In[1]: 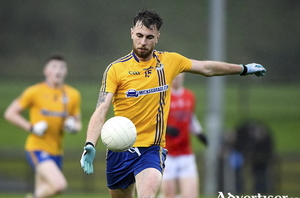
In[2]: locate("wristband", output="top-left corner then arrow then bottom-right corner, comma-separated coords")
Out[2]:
85,141 -> 95,147
239,64 -> 248,76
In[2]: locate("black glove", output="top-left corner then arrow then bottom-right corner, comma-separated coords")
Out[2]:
166,126 -> 180,137
197,133 -> 208,146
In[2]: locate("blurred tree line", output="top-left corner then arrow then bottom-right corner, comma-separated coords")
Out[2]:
0,0 -> 299,83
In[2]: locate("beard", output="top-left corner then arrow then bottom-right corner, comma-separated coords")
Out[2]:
133,45 -> 154,60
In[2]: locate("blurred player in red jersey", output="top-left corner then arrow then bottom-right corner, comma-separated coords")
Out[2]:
161,73 -> 207,198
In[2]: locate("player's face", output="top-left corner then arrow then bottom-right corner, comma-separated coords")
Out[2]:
44,60 -> 67,87
131,22 -> 160,61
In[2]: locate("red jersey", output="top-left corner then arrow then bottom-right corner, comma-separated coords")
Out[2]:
165,88 -> 195,156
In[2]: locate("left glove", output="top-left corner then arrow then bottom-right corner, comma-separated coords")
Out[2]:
80,142 -> 96,174
240,63 -> 266,77
64,116 -> 77,133
197,133 -> 208,146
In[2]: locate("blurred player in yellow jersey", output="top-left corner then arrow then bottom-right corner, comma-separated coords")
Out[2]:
80,9 -> 266,198
4,54 -> 82,198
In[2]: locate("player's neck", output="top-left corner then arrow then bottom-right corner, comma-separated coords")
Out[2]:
138,56 -> 152,62
45,80 -> 64,89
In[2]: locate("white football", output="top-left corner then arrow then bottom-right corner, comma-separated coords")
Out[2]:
101,116 -> 137,152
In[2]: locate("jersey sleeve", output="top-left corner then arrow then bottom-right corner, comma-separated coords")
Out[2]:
18,86 -> 36,109
169,52 -> 192,73
100,64 -> 119,94
162,52 -> 193,80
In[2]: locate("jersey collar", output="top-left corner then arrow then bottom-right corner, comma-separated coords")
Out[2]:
131,50 -> 159,63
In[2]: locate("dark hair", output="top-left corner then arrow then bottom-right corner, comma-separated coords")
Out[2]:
133,9 -> 163,31
45,53 -> 66,64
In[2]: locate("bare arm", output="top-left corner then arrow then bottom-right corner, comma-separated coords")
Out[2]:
189,59 -> 243,77
189,113 -> 208,146
189,113 -> 203,135
4,100 -> 31,132
85,91 -> 113,146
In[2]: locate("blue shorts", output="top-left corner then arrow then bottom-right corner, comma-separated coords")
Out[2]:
106,146 -> 167,189
25,150 -> 63,170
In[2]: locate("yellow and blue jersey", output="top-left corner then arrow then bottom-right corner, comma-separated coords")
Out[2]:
101,51 -> 192,147
18,82 -> 81,155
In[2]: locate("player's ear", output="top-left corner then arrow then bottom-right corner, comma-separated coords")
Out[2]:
130,28 -> 134,39
156,32 -> 160,43
43,64 -> 49,77
64,66 -> 68,77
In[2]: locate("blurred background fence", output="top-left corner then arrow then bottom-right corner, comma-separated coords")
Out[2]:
1,0 -> 299,197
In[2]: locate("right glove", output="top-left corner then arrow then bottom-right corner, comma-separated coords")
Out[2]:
30,121 -> 48,136
80,142 -> 96,174
64,116 -> 77,133
240,63 -> 266,77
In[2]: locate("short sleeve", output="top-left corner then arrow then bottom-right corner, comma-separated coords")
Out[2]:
170,52 -> 193,73
100,64 -> 119,94
18,86 -> 35,109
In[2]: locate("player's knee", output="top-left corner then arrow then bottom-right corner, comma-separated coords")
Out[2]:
53,179 -> 68,194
